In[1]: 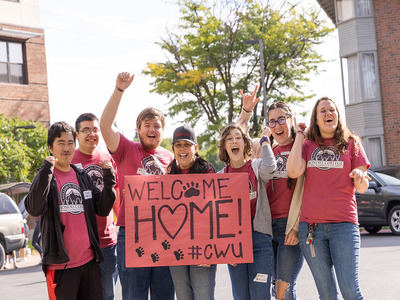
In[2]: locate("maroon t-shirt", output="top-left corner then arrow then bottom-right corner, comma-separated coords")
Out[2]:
301,138 -> 370,224
48,168 -> 94,270
72,148 -> 118,248
225,160 -> 258,217
266,143 -> 296,219
111,134 -> 173,227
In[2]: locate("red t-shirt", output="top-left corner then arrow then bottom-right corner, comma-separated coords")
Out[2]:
48,168 -> 94,270
72,148 -> 118,248
111,134 -> 173,227
225,160 -> 258,218
301,138 -> 370,224
266,143 -> 296,219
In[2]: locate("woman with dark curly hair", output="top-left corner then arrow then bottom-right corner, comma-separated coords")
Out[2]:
218,123 -> 276,300
286,97 -> 370,300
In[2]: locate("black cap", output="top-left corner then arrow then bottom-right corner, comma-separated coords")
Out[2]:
172,125 -> 197,145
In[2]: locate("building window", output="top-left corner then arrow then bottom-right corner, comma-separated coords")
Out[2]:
361,53 -> 378,99
0,40 -> 26,84
342,52 -> 378,104
337,0 -> 373,22
343,55 -> 362,104
367,137 -> 383,167
356,0 -> 373,16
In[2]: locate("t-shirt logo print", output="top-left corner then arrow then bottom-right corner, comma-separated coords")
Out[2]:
308,146 -> 343,171
59,183 -> 84,215
142,155 -> 165,175
273,155 -> 288,179
85,164 -> 104,191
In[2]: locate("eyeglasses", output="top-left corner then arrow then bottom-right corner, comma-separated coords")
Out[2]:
225,136 -> 243,144
79,128 -> 100,135
267,116 -> 290,128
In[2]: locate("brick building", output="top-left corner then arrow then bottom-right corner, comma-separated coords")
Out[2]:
316,0 -> 400,167
0,0 -> 49,125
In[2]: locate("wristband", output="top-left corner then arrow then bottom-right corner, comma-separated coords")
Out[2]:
259,136 -> 270,145
242,107 -> 251,113
115,86 -> 124,93
296,130 -> 306,138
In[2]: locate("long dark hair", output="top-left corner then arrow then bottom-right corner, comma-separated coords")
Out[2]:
167,153 -> 215,174
308,97 -> 359,154
267,101 -> 296,189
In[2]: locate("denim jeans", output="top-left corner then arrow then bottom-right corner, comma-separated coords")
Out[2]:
117,227 -> 174,300
298,222 -> 364,300
98,244 -> 118,300
272,218 -> 304,300
228,229 -> 273,300
170,264 -> 217,300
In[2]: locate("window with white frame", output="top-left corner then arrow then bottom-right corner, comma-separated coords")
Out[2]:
342,55 -> 362,104
336,0 -> 355,22
356,0 -> 373,17
0,40 -> 25,84
337,0 -> 373,22
342,52 -> 378,104
367,137 -> 383,167
361,53 -> 378,99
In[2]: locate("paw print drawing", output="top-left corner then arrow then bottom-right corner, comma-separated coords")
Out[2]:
135,247 -> 145,257
151,253 -> 159,263
174,249 -> 184,261
183,182 -> 200,197
162,240 -> 171,250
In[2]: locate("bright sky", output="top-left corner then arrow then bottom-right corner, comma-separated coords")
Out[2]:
38,0 -> 343,142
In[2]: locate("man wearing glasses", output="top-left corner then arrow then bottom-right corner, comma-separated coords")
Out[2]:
72,113 -> 120,300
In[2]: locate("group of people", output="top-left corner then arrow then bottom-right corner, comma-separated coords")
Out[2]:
25,71 -> 370,300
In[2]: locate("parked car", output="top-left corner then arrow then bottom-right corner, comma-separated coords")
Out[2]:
0,192 -> 26,269
356,167 -> 400,235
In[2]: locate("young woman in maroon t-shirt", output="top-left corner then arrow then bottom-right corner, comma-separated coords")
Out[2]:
287,97 -> 370,300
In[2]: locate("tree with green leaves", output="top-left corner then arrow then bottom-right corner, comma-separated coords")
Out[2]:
0,115 -> 48,183
143,0 -> 333,146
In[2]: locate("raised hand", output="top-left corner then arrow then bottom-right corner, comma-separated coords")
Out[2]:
116,72 -> 135,91
261,126 -> 271,138
45,156 -> 58,166
293,116 -> 307,133
240,85 -> 260,113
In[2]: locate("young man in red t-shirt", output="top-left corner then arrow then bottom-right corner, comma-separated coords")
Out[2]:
72,113 -> 120,300
100,72 -> 174,300
26,121 -> 116,300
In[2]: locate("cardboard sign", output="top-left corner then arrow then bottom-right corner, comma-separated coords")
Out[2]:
124,173 -> 253,267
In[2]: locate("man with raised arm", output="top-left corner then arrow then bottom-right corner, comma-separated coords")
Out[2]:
100,72 -> 174,300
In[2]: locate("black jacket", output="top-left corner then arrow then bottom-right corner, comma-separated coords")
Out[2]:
26,160 -> 116,267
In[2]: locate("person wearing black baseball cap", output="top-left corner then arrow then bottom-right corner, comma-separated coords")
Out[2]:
167,125 -> 216,300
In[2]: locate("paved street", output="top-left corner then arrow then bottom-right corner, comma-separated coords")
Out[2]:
1,230 -> 399,299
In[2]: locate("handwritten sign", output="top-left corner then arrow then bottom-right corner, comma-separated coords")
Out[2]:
124,173 -> 253,267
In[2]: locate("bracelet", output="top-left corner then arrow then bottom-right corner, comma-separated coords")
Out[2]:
296,130 -> 306,138
115,86 -> 124,93
259,136 -> 270,145
242,107 -> 251,113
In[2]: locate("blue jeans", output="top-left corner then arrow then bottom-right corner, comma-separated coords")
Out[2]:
170,264 -> 217,300
117,227 -> 174,300
298,222 -> 364,300
228,229 -> 273,300
99,244 -> 118,300
272,218 -> 304,300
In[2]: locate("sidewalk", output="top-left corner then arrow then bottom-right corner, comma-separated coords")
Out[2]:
1,249 -> 41,271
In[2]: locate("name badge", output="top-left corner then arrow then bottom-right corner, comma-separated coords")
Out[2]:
281,151 -> 290,156
83,190 -> 92,199
74,163 -> 83,169
253,273 -> 269,283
